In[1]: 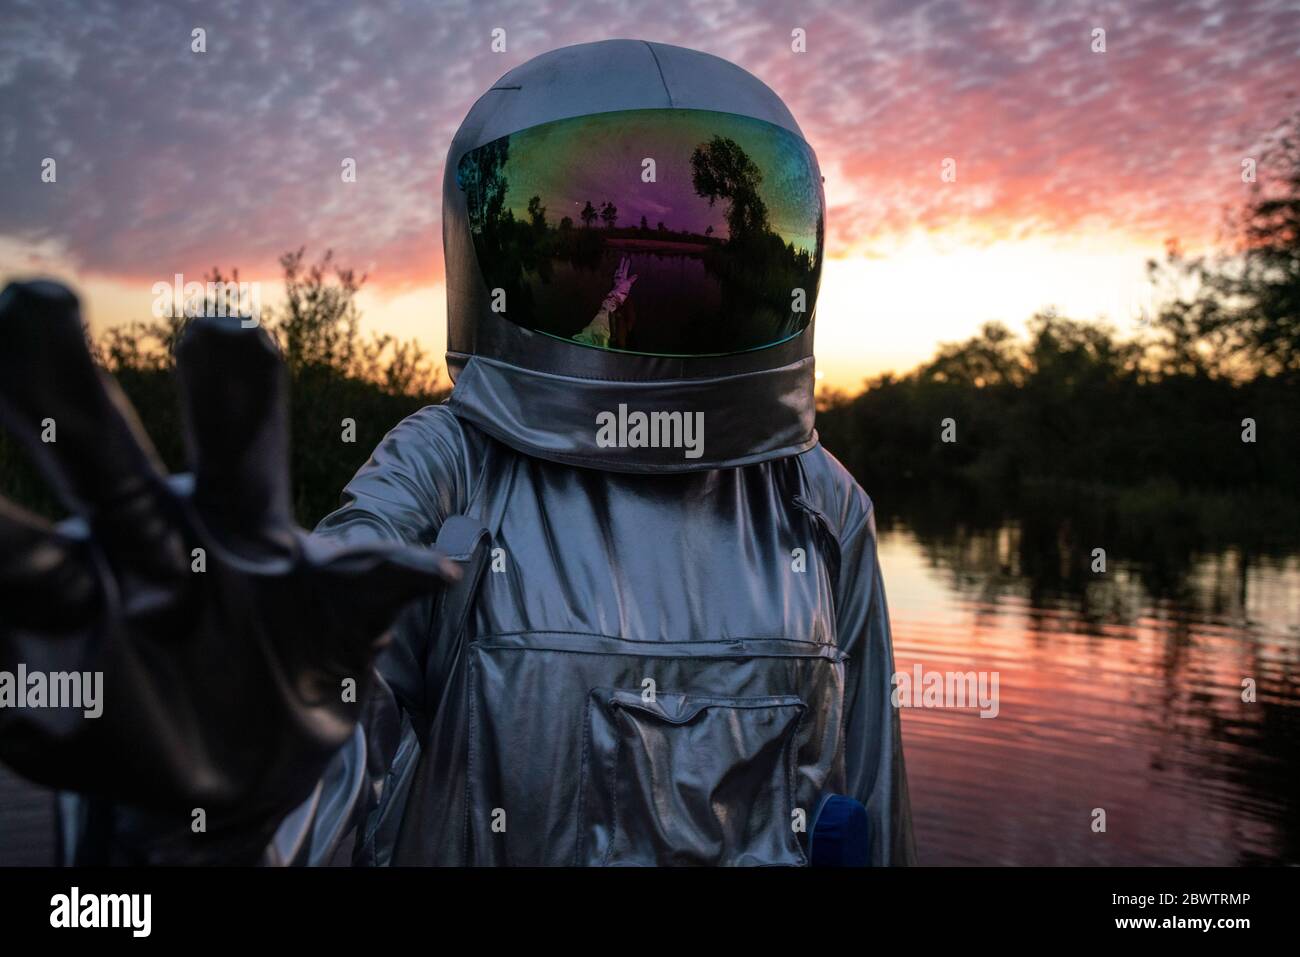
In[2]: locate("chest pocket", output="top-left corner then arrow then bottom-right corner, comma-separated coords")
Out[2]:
465,633 -> 847,866
582,688 -> 808,865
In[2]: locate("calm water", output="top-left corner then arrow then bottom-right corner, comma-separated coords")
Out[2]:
1,512 -> 1296,866
883,515 -> 1300,865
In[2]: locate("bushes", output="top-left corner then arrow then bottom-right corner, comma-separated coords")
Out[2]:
0,250 -> 447,528
817,319 -> 1299,501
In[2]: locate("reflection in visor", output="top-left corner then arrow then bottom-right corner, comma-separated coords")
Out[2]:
457,109 -> 824,357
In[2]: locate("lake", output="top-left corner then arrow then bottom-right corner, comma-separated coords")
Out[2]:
882,507 -> 1299,865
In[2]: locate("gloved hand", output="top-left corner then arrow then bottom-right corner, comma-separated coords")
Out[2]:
0,281 -> 458,854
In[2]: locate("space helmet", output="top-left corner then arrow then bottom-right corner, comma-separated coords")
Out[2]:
444,39 -> 824,471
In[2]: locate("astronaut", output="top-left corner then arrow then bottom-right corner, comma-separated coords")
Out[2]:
0,39 -> 914,866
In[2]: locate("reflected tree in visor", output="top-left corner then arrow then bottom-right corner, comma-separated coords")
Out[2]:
456,109 -> 825,357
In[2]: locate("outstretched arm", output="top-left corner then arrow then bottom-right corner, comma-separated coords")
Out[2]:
573,256 -> 637,348
0,281 -> 459,864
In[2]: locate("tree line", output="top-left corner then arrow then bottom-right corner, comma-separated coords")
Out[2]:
817,113 -> 1300,530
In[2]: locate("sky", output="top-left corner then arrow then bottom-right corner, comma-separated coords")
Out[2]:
1,0 -> 1297,390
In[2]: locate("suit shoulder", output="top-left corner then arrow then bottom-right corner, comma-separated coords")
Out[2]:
391,401 -> 467,445
794,442 -> 877,542
346,401 -> 482,517
385,401 -> 500,472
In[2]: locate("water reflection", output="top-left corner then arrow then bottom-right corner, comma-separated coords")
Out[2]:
882,499 -> 1300,865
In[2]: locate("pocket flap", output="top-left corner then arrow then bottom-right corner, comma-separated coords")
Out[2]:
604,688 -> 804,725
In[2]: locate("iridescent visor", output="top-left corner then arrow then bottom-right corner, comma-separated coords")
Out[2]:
457,109 -> 824,357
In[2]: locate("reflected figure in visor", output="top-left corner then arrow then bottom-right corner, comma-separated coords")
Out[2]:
0,39 -> 915,866
575,256 -> 638,348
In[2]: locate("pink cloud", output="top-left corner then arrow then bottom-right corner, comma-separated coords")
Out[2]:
1,0 -> 1296,289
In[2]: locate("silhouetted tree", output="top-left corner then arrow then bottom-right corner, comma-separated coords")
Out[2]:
460,139 -> 509,239
1149,111 -> 1300,380
690,136 -> 770,241
526,195 -> 547,231
276,247 -> 362,374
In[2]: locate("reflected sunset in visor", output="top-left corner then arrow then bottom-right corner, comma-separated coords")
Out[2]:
456,108 -> 824,356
